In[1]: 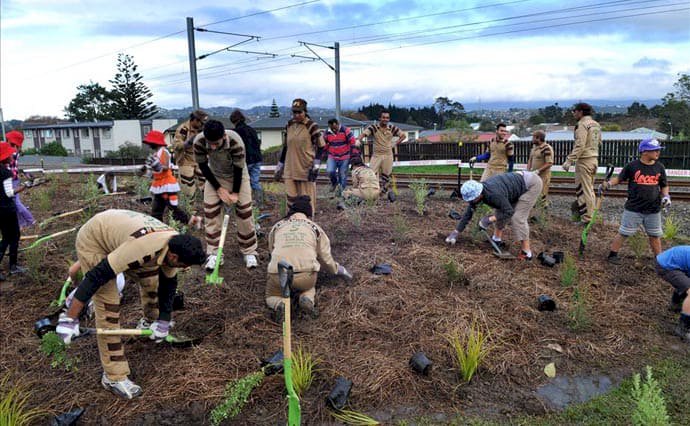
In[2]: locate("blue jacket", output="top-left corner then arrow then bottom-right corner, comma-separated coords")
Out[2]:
657,246 -> 690,273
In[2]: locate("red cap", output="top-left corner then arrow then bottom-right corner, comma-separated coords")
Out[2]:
143,130 -> 166,146
6,130 -> 24,148
0,142 -> 17,162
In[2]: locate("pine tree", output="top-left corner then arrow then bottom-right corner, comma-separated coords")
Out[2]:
109,54 -> 158,119
269,99 -> 280,118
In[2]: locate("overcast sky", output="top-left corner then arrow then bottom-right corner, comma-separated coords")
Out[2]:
1,0 -> 689,120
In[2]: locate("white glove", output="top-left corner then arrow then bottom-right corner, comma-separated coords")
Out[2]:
149,320 -> 170,341
445,230 -> 459,245
562,159 -> 572,172
337,264 -> 353,280
661,196 -> 671,210
55,313 -> 80,345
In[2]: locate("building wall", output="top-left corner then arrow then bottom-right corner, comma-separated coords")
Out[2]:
258,130 -> 284,149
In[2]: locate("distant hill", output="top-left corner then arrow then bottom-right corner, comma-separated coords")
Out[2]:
157,105 -> 338,121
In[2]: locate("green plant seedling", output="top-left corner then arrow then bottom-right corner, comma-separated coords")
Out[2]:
447,319 -> 491,383
631,366 -> 670,426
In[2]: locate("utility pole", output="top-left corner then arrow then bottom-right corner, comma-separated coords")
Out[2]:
334,42 -> 341,122
0,107 -> 6,141
186,17 -> 200,110
297,41 -> 341,122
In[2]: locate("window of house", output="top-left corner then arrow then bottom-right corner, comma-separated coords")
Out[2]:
42,129 -> 53,138
81,128 -> 89,138
102,128 -> 112,139
25,132 -> 32,139
256,131 -> 262,141
407,131 -> 416,141
63,129 -> 70,138
82,149 -> 92,156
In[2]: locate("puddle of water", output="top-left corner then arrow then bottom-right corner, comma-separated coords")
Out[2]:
536,374 -> 619,409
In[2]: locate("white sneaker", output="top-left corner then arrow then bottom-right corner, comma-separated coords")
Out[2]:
188,215 -> 203,231
244,254 -> 258,269
205,255 -> 220,272
445,230 -> 459,245
136,318 -> 151,330
101,373 -> 143,399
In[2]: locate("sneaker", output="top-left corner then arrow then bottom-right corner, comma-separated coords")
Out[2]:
388,191 -> 397,202
9,265 -> 27,275
101,373 -> 143,400
299,296 -> 319,319
607,255 -> 622,265
205,255 -> 223,272
244,254 -> 258,269
517,251 -> 533,261
136,318 -> 151,330
490,240 -> 507,249
445,230 -> 459,245
674,324 -> 690,342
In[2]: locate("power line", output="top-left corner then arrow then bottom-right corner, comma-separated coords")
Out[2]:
200,0 -> 321,27
344,0 -> 678,46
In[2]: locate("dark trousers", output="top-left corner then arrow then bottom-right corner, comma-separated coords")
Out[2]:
0,209 -> 20,268
151,193 -> 189,225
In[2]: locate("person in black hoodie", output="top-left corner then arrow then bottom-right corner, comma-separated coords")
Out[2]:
230,110 -> 263,207
0,142 -> 28,279
445,171 -> 543,260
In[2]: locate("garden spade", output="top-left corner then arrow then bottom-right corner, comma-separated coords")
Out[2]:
77,327 -> 202,348
278,260 -> 301,426
481,229 -> 516,260
20,226 -> 79,251
579,164 -> 615,259
206,214 -> 230,286
450,159 -> 463,199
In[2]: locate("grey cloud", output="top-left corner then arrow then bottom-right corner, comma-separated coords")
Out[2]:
633,57 -> 672,70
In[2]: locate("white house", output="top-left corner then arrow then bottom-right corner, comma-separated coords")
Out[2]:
21,119 -> 178,157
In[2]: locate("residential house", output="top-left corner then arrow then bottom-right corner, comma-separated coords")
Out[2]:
516,130 -> 670,142
21,119 -> 178,157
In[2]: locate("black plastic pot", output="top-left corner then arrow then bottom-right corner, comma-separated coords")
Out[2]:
537,252 -> 556,268
261,349 -> 284,376
173,291 -> 185,311
370,263 -> 392,275
537,295 -> 556,311
552,251 -> 564,264
448,209 -> 463,220
409,351 -> 433,375
326,377 -> 353,410
35,317 -> 56,338
51,407 -> 84,426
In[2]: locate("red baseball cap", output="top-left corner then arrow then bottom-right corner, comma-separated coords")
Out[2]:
143,130 -> 166,146
0,142 -> 17,162
6,130 -> 24,148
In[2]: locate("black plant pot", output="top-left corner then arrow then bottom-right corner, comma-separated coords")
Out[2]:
172,292 -> 185,311
540,253 -> 556,268
552,251 -> 564,264
261,349 -> 284,376
537,294 -> 556,311
409,351 -> 433,375
327,377 -> 353,410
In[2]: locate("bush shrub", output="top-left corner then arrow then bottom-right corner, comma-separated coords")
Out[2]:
38,141 -> 68,156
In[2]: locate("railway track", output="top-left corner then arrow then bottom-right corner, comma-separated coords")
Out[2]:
259,173 -> 690,201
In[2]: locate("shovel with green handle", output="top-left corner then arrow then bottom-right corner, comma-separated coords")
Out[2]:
20,226 -> 79,252
77,327 -> 202,348
206,214 -> 230,286
278,260 -> 301,426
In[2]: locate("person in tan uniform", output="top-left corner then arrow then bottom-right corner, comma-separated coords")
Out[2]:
194,120 -> 258,270
562,102 -> 602,224
274,99 -> 325,216
470,123 -> 514,182
342,155 -> 379,203
173,109 -> 208,198
265,196 -> 352,320
526,130 -> 554,200
356,110 -> 406,201
55,209 -> 206,399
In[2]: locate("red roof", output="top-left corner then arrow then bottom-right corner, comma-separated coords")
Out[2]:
475,132 -> 496,142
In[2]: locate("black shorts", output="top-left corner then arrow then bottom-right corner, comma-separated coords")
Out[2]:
656,261 -> 690,294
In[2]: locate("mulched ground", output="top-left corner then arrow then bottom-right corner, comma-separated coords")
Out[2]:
1,174 -> 688,425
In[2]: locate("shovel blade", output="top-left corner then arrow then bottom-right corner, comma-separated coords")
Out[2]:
164,334 -> 202,348
492,251 -> 516,260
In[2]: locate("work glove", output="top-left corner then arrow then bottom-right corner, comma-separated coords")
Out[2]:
445,230 -> 460,245
183,135 -> 196,148
55,313 -> 80,345
146,155 -> 163,173
562,159 -> 572,173
337,264 -> 353,280
308,160 -> 321,182
661,195 -> 671,211
469,157 -> 477,168
149,320 -> 170,342
274,162 -> 284,182
479,215 -> 492,230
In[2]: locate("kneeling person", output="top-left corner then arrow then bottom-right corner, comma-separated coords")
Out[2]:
56,209 -> 206,399
265,196 -> 352,319
656,246 -> 690,343
342,156 -> 379,203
